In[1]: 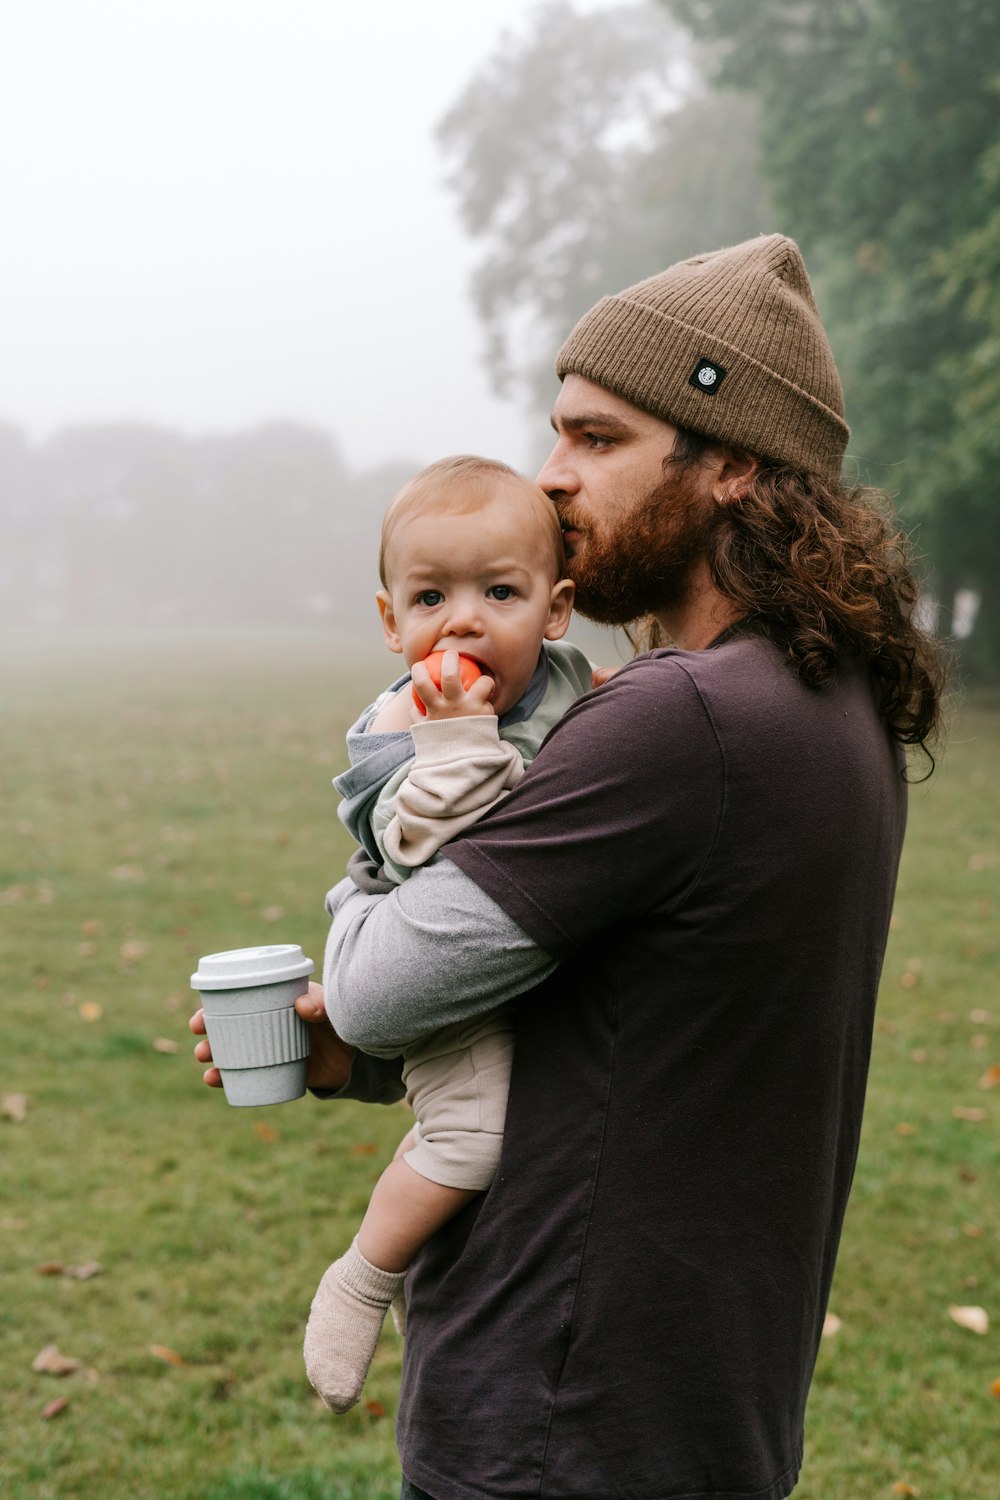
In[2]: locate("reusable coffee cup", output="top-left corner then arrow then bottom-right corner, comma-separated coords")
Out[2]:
191,944 -> 315,1106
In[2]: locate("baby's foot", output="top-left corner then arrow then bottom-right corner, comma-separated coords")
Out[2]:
303,1239 -> 405,1412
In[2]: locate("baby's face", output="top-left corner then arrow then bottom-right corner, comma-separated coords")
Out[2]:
379,497 -> 573,716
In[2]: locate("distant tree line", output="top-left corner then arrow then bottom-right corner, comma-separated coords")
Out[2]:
439,0 -> 1000,675
0,421 -> 411,636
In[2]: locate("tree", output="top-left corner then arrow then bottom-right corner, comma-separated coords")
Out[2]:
437,0 -> 771,453
662,0 -> 1000,670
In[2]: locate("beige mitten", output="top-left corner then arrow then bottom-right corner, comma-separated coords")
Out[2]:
303,1238 -> 405,1413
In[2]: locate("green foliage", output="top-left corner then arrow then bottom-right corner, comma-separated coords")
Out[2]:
2,636 -> 999,1497
437,0 -> 770,439
662,0 -> 1000,669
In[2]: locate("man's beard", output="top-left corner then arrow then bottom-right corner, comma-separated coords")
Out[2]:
560,463 -> 719,627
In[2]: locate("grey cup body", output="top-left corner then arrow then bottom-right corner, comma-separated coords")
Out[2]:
191,945 -> 314,1106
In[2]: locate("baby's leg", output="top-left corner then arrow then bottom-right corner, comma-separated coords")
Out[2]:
305,1032 -> 511,1413
359,1157 -> 477,1271
303,1149 -> 475,1414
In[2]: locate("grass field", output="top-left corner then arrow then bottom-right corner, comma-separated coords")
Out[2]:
2,634 -> 998,1500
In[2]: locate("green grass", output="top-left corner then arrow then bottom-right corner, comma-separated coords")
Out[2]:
2,635 -> 998,1500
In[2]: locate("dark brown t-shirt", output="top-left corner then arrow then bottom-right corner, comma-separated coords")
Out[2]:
397,632 -> 907,1500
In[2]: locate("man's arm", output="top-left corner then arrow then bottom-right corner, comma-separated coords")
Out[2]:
323,857 -> 558,1053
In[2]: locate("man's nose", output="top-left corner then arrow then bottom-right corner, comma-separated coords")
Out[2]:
536,438 -> 578,499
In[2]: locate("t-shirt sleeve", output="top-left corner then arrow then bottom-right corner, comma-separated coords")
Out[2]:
443,656 -> 725,957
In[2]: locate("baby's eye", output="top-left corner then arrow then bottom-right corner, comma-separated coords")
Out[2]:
415,590 -> 444,607
487,584 -> 517,601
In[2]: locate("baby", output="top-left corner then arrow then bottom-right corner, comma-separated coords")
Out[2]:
303,455 -> 593,1412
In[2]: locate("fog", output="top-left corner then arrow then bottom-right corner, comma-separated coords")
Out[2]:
1,0 -> 631,655
1,0 -> 613,474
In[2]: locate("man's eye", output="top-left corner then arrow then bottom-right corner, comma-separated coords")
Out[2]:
415,590 -> 444,607
488,585 -> 516,601
585,432 -> 613,450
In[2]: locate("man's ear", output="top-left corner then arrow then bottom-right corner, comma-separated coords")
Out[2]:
544,578 -> 576,641
377,590 -> 403,654
712,447 -> 760,506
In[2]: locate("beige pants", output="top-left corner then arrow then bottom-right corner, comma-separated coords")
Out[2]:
402,1028 -> 514,1191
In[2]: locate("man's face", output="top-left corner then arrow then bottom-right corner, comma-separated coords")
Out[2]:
536,375 -> 717,626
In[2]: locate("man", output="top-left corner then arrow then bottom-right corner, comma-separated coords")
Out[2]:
194,235 -> 943,1499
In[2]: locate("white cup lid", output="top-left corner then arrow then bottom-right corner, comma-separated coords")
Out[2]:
191,944 -> 314,991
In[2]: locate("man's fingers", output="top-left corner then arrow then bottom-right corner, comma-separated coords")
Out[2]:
188,1006 -> 207,1036
296,981 -> 327,1021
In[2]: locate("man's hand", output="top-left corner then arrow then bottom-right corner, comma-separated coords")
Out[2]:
591,666 -> 621,689
189,981 -> 356,1093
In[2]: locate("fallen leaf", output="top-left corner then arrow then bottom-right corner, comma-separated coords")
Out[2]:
978,1064 -> 1000,1090
365,1399 -> 386,1417
79,1002 -> 103,1023
35,1260 -> 102,1280
895,1122 -> 918,1137
81,919 -> 100,937
260,905 -> 284,923
822,1312 -> 842,1337
67,1261 -> 103,1280
892,1485 -> 920,1497
254,1123 -> 279,1143
992,1377 -> 1000,1398
32,1344 -> 82,1376
948,1304 -> 989,1335
351,1142 -> 378,1155
962,1225 -> 984,1239
899,972 -> 919,989
153,1037 -> 180,1054
120,940 -> 146,964
937,1010 -> 954,1024
970,1033 -> 990,1051
1,1093 -> 29,1122
970,1009 -> 993,1025
910,1049 -> 928,1064
953,1106 -> 987,1122
149,1344 -> 187,1366
41,1398 -> 70,1420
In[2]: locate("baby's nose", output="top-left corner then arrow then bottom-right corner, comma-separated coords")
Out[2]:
441,604 -> 483,637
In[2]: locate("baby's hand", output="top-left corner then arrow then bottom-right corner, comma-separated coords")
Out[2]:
411,650 -> 495,720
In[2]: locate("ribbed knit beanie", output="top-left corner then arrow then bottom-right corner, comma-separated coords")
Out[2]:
555,234 -> 849,485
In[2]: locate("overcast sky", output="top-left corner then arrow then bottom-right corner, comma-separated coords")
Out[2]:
1,0 -> 614,474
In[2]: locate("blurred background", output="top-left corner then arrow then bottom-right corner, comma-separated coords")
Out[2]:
2,0 -> 998,670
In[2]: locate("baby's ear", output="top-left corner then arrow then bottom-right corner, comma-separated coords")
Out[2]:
544,578 -> 575,641
377,590 -> 403,654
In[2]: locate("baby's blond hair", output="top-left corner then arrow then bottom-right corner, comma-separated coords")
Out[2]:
379,455 -> 566,588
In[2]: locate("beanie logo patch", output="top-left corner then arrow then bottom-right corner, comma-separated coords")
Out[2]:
689,358 -> 727,395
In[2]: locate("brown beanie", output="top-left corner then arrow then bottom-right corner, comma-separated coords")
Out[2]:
555,234 -> 849,485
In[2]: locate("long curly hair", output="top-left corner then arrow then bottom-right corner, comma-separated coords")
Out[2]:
632,430 -> 947,772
